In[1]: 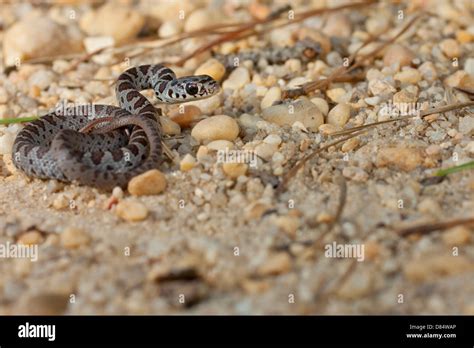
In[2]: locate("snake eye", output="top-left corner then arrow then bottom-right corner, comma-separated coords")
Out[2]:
185,83 -> 199,95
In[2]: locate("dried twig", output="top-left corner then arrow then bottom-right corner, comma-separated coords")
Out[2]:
274,173 -> 348,252
276,130 -> 367,195
275,101 -> 474,195
330,101 -> 474,137
283,12 -> 424,99
174,1 -> 375,66
397,218 -> 474,237
311,175 -> 348,248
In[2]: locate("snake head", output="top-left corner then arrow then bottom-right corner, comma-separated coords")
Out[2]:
163,75 -> 220,103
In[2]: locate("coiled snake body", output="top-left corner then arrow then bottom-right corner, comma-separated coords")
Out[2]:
12,65 -> 219,190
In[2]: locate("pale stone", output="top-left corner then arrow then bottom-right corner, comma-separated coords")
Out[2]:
207,140 -> 234,152
80,3 -> 144,44
3,16 -> 82,66
60,227 -> 90,249
318,123 -> 341,135
159,20 -> 183,38
376,147 -> 424,171
442,226 -> 471,246
341,138 -> 360,152
323,13 -> 351,38
18,231 -> 44,245
128,169 -> 167,196
191,115 -> 239,143
262,99 -> 323,131
195,58 -> 226,81
260,86 -> 281,109
257,253 -> 292,276
222,163 -> 248,178
439,38 -> 460,59
254,143 -> 276,161
327,103 -> 351,127
180,154 -> 197,172
222,67 -> 250,90
326,88 -> 347,103
185,9 -> 221,32
169,105 -> 202,128
263,134 -> 282,146
404,255 -> 474,282
383,44 -> 415,68
185,94 -> 221,114
310,97 -> 329,115
116,200 -> 149,222
394,68 -> 421,84
160,117 -> 181,135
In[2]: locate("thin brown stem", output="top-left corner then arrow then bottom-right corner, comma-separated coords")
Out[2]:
397,218 -> 474,237
276,130 -> 367,195
283,12 -> 424,99
330,101 -> 474,137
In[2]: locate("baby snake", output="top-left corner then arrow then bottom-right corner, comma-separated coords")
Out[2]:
12,65 -> 219,190
214,38 -> 321,71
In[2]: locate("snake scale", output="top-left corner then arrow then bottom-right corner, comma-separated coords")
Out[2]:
12,65 -> 219,190
214,38 -> 321,71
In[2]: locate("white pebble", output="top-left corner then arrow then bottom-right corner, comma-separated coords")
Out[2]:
185,94 -> 221,114
254,143 -> 277,161
222,163 -> 248,179
394,68 -> 421,84
191,115 -> 239,143
180,154 -> 196,172
195,58 -> 226,81
439,39 -> 460,59
112,187 -> 124,199
28,70 -> 56,90
3,17 -> 82,66
418,62 -> 438,82
364,96 -> 381,106
263,134 -> 282,146
115,200 -> 149,222
159,20 -> 183,38
80,4 -> 144,44
207,140 -> 234,152
464,58 -> 474,76
310,97 -> 329,115
327,103 -> 351,127
185,9 -> 220,32
0,88 -> 8,104
260,86 -> 281,109
222,67 -> 250,90
0,133 -> 14,154
262,99 -> 324,132
83,36 -> 115,54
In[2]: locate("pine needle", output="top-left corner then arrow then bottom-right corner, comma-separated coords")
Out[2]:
435,161 -> 474,177
0,116 -> 39,125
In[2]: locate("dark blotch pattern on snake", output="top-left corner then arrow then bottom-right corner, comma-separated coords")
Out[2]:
12,64 -> 219,190
214,38 -> 322,71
